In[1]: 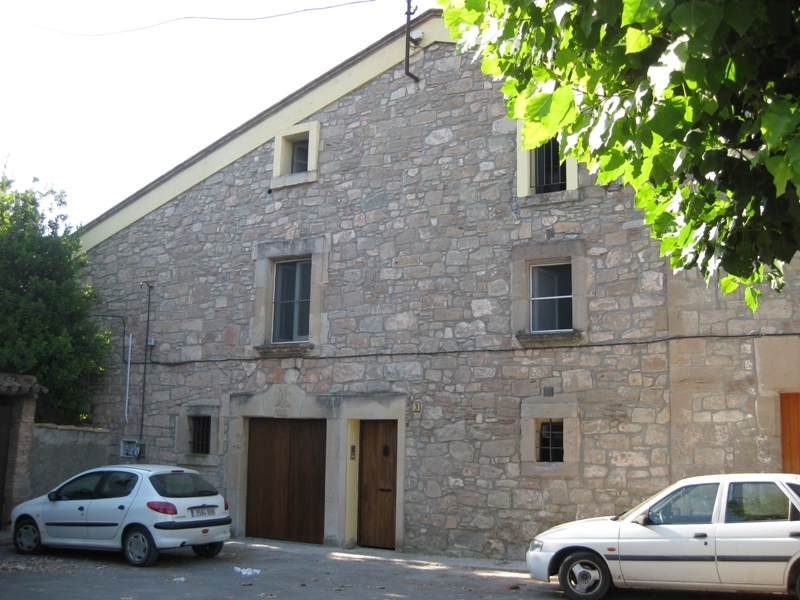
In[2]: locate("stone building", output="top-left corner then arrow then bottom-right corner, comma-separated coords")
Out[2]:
77,10 -> 800,560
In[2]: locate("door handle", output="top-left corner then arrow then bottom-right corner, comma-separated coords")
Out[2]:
789,532 -> 800,538
118,505 -> 126,510
693,533 -> 708,539
78,506 -> 85,511
378,488 -> 392,493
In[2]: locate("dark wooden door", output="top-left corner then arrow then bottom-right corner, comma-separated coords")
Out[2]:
246,418 -> 326,544
0,404 -> 11,521
358,420 -> 397,549
782,393 -> 800,473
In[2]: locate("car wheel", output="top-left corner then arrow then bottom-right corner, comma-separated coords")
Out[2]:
558,551 -> 611,600
14,518 -> 43,555
192,541 -> 224,558
123,526 -> 159,566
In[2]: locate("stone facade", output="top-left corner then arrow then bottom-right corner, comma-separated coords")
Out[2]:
80,19 -> 800,561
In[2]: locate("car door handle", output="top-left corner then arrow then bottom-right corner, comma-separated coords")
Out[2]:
693,533 -> 708,539
118,505 -> 126,510
789,532 -> 800,538
78,506 -> 85,511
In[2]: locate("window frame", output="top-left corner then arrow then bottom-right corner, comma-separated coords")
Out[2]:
271,121 -> 320,189
530,262 -> 573,333
176,401 -> 220,467
521,407 -> 579,478
189,414 -> 212,455
538,418 -> 564,463
532,137 -> 568,194
516,123 -> 578,199
272,258 -> 312,343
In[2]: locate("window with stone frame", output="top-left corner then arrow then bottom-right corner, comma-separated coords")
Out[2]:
516,123 -> 578,199
252,236 -> 327,358
521,409 -> 578,478
511,240 -> 586,348
532,137 -> 568,194
177,402 -> 220,468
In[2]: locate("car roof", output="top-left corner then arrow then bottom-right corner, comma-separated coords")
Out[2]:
674,472 -> 800,485
93,464 -> 200,475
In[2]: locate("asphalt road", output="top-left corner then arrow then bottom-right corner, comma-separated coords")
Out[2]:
0,531 -> 788,600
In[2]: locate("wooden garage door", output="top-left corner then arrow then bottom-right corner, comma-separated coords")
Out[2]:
358,420 -> 397,549
782,394 -> 800,473
246,418 -> 326,544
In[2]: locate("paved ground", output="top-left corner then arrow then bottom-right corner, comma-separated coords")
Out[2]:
0,530 -> 787,600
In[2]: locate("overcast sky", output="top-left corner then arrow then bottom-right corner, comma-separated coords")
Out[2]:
0,0 -> 443,228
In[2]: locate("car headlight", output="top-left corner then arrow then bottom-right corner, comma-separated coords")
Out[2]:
529,538 -> 543,552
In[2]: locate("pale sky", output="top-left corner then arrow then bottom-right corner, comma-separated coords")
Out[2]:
0,0 -> 443,228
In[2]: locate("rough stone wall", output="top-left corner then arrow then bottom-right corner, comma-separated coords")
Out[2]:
83,42 -> 800,560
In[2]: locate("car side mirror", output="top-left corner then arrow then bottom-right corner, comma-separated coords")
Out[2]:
633,512 -> 653,526
47,491 -> 58,501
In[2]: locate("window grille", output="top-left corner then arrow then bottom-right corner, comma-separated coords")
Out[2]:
533,138 -> 567,193
538,419 -> 564,462
189,415 -> 211,454
292,140 -> 309,174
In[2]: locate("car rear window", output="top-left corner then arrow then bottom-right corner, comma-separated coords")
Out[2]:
149,472 -> 219,498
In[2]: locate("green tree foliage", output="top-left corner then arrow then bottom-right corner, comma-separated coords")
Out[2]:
441,0 -> 800,309
0,176 -> 109,420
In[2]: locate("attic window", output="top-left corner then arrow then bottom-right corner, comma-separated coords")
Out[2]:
271,121 -> 320,189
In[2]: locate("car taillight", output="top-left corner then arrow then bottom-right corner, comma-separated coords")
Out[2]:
147,501 -> 178,515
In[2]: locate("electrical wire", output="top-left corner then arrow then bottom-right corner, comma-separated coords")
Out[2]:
19,0 -> 379,38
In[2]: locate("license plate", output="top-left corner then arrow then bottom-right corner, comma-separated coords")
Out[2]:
191,507 -> 216,517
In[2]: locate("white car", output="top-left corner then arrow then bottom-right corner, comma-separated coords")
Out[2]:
527,473 -> 800,600
10,464 -> 231,566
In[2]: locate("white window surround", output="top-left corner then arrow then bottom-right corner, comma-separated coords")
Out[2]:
271,121 -> 320,189
252,236 -> 328,357
516,122 -> 578,199
521,403 -> 579,478
511,239 -> 587,348
176,401 -> 220,468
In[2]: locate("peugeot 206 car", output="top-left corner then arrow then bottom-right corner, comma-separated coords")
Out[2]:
527,473 -> 800,600
11,464 -> 231,566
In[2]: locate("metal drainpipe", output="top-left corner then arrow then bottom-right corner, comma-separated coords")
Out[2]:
405,0 -> 420,82
139,281 -> 153,443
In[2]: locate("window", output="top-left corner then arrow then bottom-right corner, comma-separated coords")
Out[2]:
726,482 -> 793,522
271,121 -> 320,189
516,123 -> 577,199
649,483 -> 719,524
252,236 -> 327,357
533,138 -> 567,193
273,260 -> 312,343
99,471 -> 138,499
189,415 -> 211,454
530,263 -> 572,332
538,419 -> 564,462
176,401 -> 220,467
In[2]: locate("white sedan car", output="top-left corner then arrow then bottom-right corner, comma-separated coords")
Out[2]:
527,473 -> 800,600
11,464 -> 231,566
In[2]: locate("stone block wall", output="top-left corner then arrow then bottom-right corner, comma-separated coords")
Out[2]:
82,41 -> 800,560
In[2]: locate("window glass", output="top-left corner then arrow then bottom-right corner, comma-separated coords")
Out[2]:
99,471 -> 139,499
725,482 -> 791,522
150,472 -> 219,498
533,138 -> 567,193
538,419 -> 564,462
648,483 -> 719,524
292,140 -> 309,173
273,260 -> 312,342
55,472 -> 105,501
531,264 -> 572,331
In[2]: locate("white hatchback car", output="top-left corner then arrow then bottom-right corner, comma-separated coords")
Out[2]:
11,464 -> 231,566
527,473 -> 800,600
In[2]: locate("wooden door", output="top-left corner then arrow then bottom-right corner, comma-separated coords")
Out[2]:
782,394 -> 800,473
246,418 -> 326,544
358,420 -> 397,549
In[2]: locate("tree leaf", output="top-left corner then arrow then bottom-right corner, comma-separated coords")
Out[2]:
625,27 -> 652,53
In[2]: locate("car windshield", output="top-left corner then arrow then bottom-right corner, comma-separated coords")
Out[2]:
150,472 -> 219,498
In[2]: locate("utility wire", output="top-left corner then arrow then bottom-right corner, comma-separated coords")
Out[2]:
20,0 -> 378,37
